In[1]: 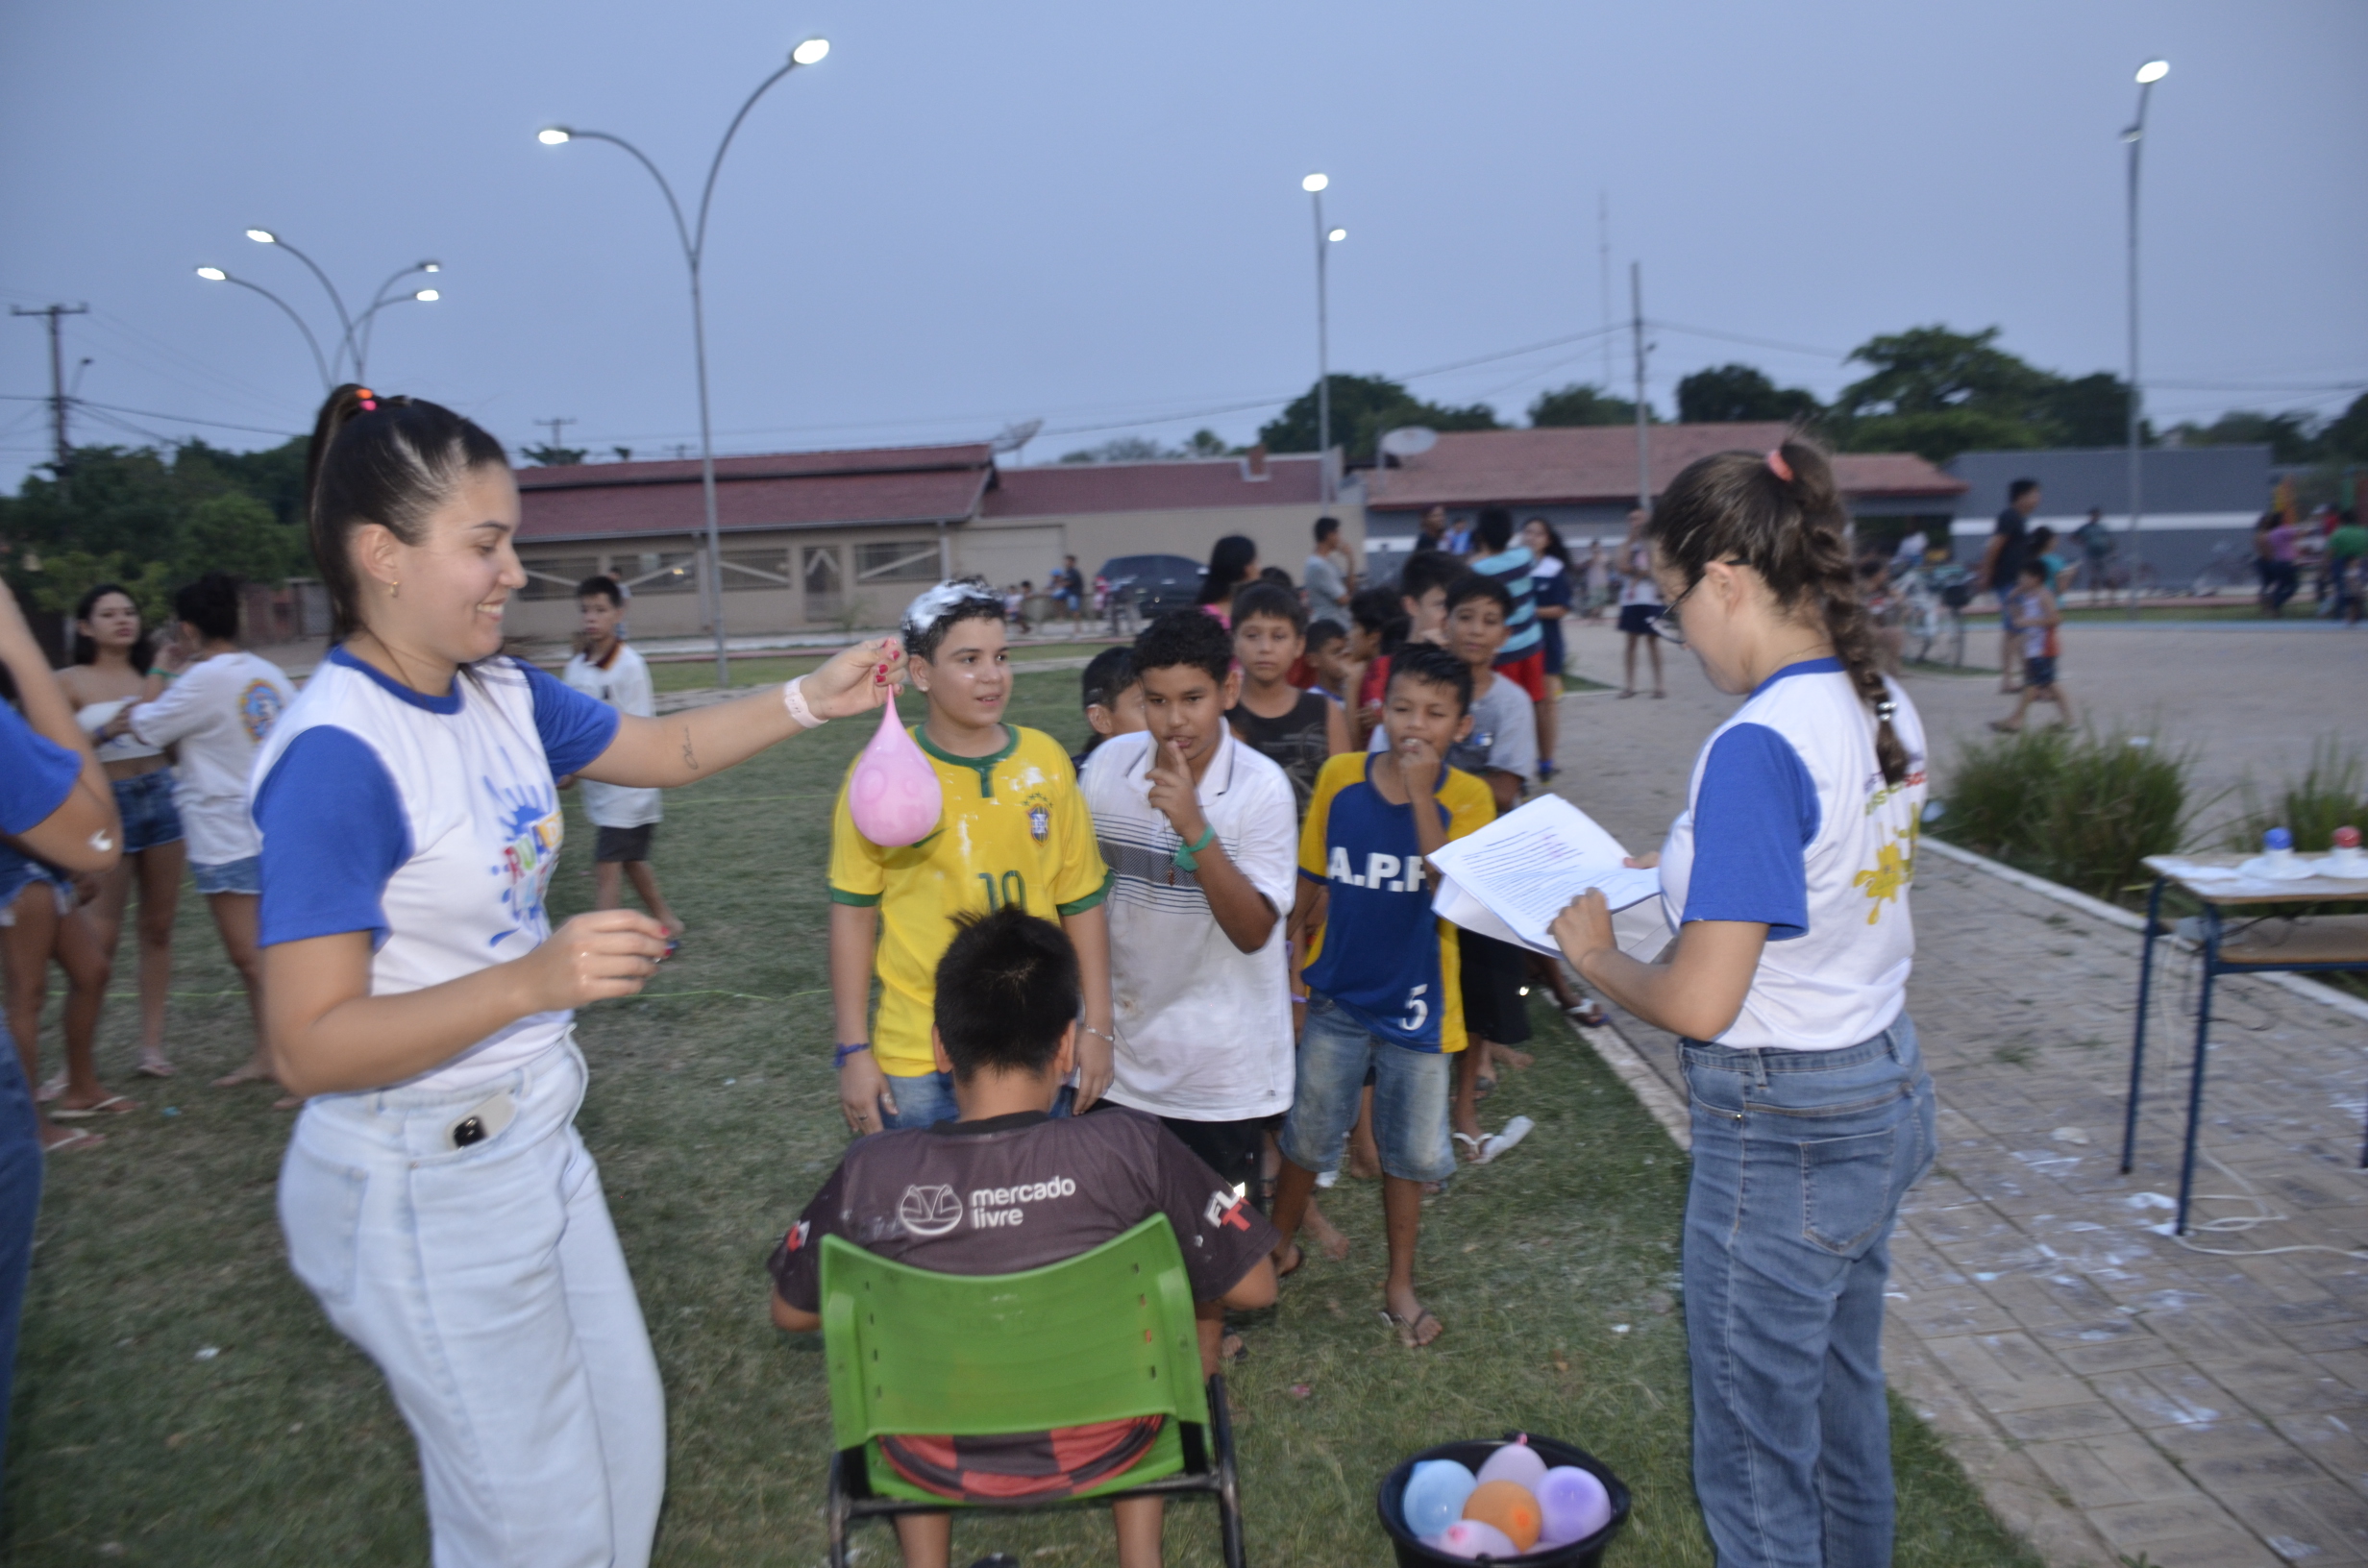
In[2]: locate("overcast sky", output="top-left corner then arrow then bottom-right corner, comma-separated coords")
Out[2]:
4,1 -> 2363,487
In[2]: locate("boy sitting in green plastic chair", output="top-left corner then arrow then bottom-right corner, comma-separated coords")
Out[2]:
770,905 -> 1279,1568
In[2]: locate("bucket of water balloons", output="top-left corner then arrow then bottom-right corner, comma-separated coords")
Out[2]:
1376,1433 -> 1629,1567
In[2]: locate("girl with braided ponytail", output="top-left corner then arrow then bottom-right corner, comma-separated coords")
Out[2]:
256,384 -> 905,1566
1550,435 -> 1936,1568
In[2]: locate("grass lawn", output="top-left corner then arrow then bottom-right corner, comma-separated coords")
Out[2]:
12,677 -> 2038,1566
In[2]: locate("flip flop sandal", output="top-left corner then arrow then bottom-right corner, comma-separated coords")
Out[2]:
1472,1072 -> 1497,1102
135,1055 -> 177,1079
1274,1241 -> 1306,1281
1382,1308 -> 1444,1350
1474,1116 -> 1535,1165
1452,1130 -> 1488,1164
43,1127 -> 105,1154
1566,1001 -> 1609,1029
51,1094 -> 137,1120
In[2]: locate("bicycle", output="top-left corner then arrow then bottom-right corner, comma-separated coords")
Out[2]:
1894,561 -> 1972,667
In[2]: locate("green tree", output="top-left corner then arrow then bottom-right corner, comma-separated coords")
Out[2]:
2166,409 -> 2322,465
178,491 -> 307,585
520,443 -> 589,467
2320,394 -> 2368,463
1528,382 -> 1641,427
1259,374 -> 1499,465
1058,435 -> 1175,464
1673,364 -> 1820,425
1825,325 -> 2139,461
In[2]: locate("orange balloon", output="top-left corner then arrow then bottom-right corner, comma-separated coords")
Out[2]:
1462,1480 -> 1542,1552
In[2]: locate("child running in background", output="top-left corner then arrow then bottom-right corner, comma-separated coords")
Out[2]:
1226,581 -> 1349,812
1990,559 -> 2075,732
561,576 -> 683,943
1270,645 -> 1492,1349
1073,645 -> 1145,771
769,906 -> 1278,1568
831,579 -> 1115,1136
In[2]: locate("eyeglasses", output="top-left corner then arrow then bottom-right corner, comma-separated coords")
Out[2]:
1652,579 -> 1698,646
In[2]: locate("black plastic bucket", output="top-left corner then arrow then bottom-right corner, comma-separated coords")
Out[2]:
1375,1433 -> 1630,1567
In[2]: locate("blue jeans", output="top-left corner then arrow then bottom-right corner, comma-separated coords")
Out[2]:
1277,992 -> 1455,1184
0,1019 -> 39,1485
1680,1016 -> 1936,1568
879,1070 -> 1073,1132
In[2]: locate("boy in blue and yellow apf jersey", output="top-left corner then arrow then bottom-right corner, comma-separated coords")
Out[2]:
1270,645 -> 1492,1350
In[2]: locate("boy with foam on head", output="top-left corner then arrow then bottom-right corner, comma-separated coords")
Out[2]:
1270,645 -> 1493,1349
771,906 -> 1277,1568
1073,645 -> 1145,770
1225,581 -> 1350,813
1082,611 -> 1297,1220
830,578 -> 1115,1138
559,576 -> 682,940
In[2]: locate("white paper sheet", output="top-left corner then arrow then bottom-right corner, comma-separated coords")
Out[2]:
1426,794 -> 1666,957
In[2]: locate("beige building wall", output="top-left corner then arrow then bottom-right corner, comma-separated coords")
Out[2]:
506,501 -> 1364,642
506,526 -> 952,642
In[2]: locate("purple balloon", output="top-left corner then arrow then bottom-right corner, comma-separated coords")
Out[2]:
1536,1464 -> 1614,1546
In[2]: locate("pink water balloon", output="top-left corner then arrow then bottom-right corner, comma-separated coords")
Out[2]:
848,694 -> 942,846
1424,1519 -> 1519,1559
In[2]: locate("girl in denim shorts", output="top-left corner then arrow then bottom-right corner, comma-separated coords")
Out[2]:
57,583 -> 182,1085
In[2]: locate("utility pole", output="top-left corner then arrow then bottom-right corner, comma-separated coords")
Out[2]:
534,416 -> 579,455
1598,193 -> 1614,394
12,304 -> 89,481
1630,262 -> 1650,514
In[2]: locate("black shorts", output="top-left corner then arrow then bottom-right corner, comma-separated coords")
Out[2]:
1457,931 -> 1534,1047
1616,603 -> 1663,638
2022,654 -> 2058,690
594,823 -> 655,864
1157,1115 -> 1270,1210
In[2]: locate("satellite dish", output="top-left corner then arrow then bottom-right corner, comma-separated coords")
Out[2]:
1379,426 -> 1438,458
991,418 -> 1044,455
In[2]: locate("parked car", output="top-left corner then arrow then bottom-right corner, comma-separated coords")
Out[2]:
1096,553 -> 1204,618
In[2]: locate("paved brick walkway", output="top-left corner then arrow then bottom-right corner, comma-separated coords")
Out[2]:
1547,620 -> 2368,1567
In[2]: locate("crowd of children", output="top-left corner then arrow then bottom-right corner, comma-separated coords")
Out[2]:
0,382 -> 1940,1568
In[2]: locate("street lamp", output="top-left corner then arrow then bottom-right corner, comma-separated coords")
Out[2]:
540,36 -> 832,688
219,233 -> 444,384
194,264 -> 332,392
2122,59 -> 2168,610
1302,173 -> 1343,504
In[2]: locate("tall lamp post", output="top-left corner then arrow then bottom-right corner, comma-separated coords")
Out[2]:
541,36 -> 831,689
2122,59 -> 2169,611
1301,174 -> 1344,504
197,234 -> 441,391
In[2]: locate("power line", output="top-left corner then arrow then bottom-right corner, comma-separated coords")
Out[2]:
0,393 -> 299,438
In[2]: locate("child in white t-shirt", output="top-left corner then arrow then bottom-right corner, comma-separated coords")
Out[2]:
559,577 -> 680,941
111,573 -> 296,1092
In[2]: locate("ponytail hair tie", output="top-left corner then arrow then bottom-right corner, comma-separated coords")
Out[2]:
356,389 -> 379,413
1765,448 -> 1793,483
1874,698 -> 1898,723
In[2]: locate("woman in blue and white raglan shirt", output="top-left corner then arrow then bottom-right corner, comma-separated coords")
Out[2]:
256,385 -> 905,1568
1551,438 -> 1937,1568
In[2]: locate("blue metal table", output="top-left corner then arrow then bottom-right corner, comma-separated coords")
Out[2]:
2120,853 -> 2368,1236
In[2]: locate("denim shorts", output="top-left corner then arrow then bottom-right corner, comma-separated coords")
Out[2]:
0,845 -> 67,921
877,1069 -> 1074,1132
112,768 -> 183,854
1279,992 -> 1455,1184
192,855 -> 262,896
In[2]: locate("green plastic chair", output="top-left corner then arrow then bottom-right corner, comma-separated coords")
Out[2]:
821,1214 -> 1245,1568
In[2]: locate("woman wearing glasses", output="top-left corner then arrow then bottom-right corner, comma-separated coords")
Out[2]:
1550,438 -> 1936,1568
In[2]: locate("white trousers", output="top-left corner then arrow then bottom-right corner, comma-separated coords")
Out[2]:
280,1040 -> 665,1568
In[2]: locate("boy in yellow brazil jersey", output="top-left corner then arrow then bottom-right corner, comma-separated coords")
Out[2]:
829,579 -> 1115,1136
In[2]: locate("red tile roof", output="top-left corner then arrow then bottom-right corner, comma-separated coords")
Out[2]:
515,443 -> 996,542
1362,425 -> 1964,510
985,453 -> 1324,517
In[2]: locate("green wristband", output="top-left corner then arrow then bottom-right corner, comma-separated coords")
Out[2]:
1172,823 -> 1218,871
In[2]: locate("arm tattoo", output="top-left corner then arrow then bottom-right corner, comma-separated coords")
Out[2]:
679,724 -> 699,773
